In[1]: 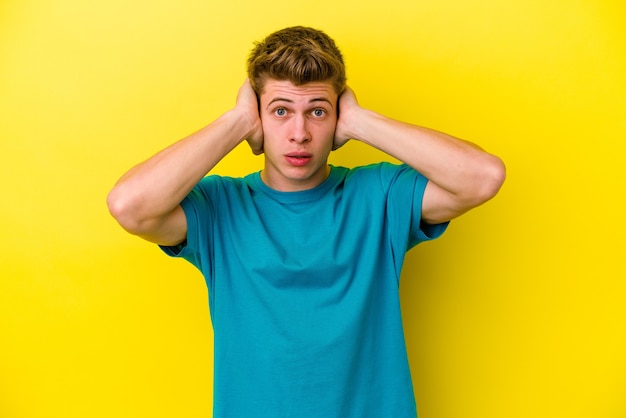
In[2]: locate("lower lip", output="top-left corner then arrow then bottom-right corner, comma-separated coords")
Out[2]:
285,156 -> 312,167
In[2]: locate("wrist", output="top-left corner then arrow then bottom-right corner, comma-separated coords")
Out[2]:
343,107 -> 379,144
222,107 -> 260,143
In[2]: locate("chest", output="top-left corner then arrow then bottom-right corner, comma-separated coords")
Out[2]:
212,193 -> 387,289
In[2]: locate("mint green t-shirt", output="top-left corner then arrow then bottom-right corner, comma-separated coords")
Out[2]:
162,163 -> 447,418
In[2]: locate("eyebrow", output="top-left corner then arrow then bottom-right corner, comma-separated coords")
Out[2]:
266,97 -> 334,108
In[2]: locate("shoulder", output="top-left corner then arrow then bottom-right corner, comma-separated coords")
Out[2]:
177,174 -> 253,219
190,173 -> 251,197
341,162 -> 427,190
195,173 -> 249,189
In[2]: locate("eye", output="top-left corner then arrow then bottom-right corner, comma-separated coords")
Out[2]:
312,108 -> 325,117
274,107 -> 287,117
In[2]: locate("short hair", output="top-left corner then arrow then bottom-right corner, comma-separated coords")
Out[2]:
247,26 -> 346,95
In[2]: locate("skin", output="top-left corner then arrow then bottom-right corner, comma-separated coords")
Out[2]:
333,87 -> 506,224
257,80 -> 337,192
107,78 -> 505,246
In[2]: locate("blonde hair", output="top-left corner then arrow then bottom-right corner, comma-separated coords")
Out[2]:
247,26 -> 346,95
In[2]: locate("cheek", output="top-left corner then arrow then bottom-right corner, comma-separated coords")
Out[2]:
260,113 -> 272,130
260,118 -> 280,139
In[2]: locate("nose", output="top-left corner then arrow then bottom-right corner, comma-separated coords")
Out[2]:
289,115 -> 310,144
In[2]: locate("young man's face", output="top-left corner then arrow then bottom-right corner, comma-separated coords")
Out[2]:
258,79 -> 338,192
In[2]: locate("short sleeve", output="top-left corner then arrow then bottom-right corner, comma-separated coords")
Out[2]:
381,163 -> 449,250
158,176 -> 218,278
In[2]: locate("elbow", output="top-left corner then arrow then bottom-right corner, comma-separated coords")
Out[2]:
106,185 -> 146,236
474,155 -> 506,204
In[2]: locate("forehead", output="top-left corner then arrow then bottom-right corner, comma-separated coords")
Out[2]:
260,79 -> 337,106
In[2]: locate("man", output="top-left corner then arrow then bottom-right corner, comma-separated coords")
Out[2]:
108,26 -> 505,418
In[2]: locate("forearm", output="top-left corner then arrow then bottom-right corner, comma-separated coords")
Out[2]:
107,109 -> 252,232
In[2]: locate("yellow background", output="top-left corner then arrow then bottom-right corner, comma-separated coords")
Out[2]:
1,0 -> 625,417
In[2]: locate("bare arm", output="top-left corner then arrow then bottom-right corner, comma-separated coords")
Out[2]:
334,87 -> 505,224
107,80 -> 263,245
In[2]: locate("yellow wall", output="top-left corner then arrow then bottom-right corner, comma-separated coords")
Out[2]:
1,0 -> 624,417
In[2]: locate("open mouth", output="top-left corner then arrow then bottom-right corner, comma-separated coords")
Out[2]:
285,152 -> 312,166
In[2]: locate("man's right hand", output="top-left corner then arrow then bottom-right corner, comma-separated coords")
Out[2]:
236,79 -> 264,155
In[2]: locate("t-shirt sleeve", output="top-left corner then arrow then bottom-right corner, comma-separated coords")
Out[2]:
381,163 -> 449,250
158,176 -> 217,278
